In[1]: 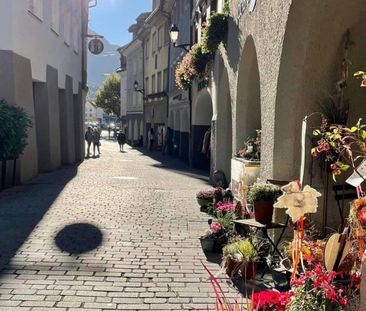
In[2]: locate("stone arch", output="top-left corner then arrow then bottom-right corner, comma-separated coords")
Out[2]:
213,55 -> 232,180
236,35 -> 261,153
179,109 -> 190,161
193,89 -> 213,126
273,0 -> 366,230
274,0 -> 366,181
192,89 -> 213,170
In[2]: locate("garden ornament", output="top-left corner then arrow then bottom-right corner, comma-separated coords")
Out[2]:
274,181 -> 321,279
274,181 -> 321,223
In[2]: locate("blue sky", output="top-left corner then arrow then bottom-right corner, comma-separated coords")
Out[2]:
89,0 -> 152,47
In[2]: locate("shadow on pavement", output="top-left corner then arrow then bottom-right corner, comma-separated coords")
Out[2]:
134,147 -> 211,184
55,223 -> 103,255
0,165 -> 78,272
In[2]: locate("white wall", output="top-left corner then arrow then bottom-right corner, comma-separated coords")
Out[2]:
124,40 -> 144,114
119,70 -> 127,117
0,0 -> 83,94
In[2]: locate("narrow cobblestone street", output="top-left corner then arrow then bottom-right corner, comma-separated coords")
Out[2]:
0,141 -> 240,311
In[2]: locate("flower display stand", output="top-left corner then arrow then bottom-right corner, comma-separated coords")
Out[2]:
230,157 -> 260,198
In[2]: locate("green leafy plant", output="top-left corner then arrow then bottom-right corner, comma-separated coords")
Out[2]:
312,120 -> 366,180
201,12 -> 229,55
319,94 -> 349,125
223,239 -> 257,264
191,43 -> 212,76
215,211 -> 236,232
0,99 -> 32,160
247,182 -> 281,203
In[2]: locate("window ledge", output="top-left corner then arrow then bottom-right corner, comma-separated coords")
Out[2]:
28,10 -> 43,23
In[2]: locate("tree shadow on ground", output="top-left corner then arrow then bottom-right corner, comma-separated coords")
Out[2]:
55,223 -> 103,255
0,165 -> 78,272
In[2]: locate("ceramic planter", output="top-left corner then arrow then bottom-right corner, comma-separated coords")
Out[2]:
253,199 -> 274,224
200,237 -> 214,252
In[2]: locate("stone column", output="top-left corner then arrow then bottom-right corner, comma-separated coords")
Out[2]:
59,76 -> 76,165
0,50 -> 38,182
74,83 -> 85,162
33,65 -> 61,172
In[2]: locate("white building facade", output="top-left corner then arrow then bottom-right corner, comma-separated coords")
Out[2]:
0,0 -> 88,184
117,53 -> 128,132
138,0 -> 173,149
120,13 -> 150,146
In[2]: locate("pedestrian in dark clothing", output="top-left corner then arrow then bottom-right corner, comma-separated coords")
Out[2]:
92,128 -> 101,157
117,132 -> 126,152
85,126 -> 93,157
148,128 -> 155,152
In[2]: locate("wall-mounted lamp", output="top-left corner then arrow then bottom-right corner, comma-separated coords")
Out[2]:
134,81 -> 145,97
170,24 -> 191,52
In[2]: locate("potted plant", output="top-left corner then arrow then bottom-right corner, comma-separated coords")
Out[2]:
0,99 -> 32,190
247,182 -> 281,224
200,221 -> 223,252
200,231 -> 215,252
196,188 -> 217,207
222,238 -> 257,279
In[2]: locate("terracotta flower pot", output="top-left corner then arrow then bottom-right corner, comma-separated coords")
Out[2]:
226,258 -> 240,278
253,199 -> 274,224
241,262 -> 256,280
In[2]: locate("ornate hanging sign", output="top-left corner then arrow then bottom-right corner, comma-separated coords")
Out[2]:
88,38 -> 104,55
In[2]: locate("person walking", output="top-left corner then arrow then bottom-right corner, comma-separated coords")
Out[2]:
92,127 -> 101,157
117,131 -> 126,152
85,126 -> 93,158
148,128 -> 155,152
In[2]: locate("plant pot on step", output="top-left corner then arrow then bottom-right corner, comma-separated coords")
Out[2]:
240,261 -> 256,280
197,198 -> 213,207
200,237 -> 214,252
253,199 -> 274,224
226,258 -> 240,278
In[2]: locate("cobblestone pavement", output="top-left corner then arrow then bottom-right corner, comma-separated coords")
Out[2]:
0,141 -> 242,311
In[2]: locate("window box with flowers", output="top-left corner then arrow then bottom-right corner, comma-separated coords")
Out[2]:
175,10 -> 229,90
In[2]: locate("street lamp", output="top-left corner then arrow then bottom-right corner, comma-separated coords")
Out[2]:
134,80 -> 145,96
170,24 -> 191,52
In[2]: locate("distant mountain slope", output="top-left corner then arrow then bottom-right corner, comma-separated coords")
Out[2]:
87,29 -> 120,92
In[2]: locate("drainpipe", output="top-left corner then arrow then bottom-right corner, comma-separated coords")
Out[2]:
188,0 -> 193,167
142,37 -> 146,148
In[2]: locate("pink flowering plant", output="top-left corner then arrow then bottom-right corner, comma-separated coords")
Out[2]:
175,50 -> 197,89
175,44 -> 211,90
216,201 -> 236,214
287,264 -> 347,311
